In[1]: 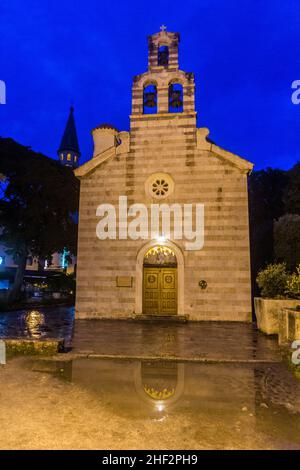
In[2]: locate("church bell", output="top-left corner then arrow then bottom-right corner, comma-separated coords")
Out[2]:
158,46 -> 169,66
169,85 -> 183,109
144,91 -> 157,108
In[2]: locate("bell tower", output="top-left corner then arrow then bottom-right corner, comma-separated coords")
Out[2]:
147,27 -> 180,72
130,28 -> 197,166
131,27 -> 196,117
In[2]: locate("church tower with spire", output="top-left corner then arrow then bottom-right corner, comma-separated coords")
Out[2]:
57,106 -> 81,168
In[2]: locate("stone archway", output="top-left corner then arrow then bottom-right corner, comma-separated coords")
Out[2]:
134,361 -> 185,413
143,246 -> 177,315
135,240 -> 184,315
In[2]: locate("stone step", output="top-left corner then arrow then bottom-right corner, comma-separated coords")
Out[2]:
134,314 -> 188,323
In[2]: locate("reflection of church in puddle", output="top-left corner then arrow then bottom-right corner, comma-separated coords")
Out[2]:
135,361 -> 185,414
41,354 -> 300,426
31,314 -> 300,427
61,358 -> 186,418
75,28 -> 253,321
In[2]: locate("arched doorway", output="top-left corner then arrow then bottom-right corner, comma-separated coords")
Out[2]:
143,246 -> 177,315
134,360 -> 185,416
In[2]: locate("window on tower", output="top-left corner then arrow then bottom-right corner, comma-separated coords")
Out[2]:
74,155 -> 77,163
60,153 -> 64,160
158,45 -> 169,66
168,83 -> 183,113
67,153 -> 71,161
143,83 -> 157,114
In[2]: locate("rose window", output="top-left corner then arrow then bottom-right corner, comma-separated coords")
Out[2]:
145,172 -> 174,200
152,179 -> 169,197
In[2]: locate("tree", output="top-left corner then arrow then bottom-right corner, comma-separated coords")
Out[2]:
274,214 -> 300,271
248,168 -> 288,296
0,138 -> 79,302
284,161 -> 300,215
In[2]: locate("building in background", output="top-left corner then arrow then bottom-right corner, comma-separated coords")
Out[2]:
0,108 -> 79,294
57,106 -> 81,169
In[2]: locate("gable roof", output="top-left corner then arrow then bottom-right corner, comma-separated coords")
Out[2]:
75,127 -> 254,179
75,145 -> 116,178
196,128 -> 253,173
75,131 -> 130,179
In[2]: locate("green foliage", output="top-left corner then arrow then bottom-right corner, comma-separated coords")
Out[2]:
257,263 -> 300,299
274,214 -> 300,270
256,263 -> 290,298
286,265 -> 300,299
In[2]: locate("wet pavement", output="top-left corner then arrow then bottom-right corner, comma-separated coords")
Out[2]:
0,306 -> 281,361
0,306 -> 74,347
72,320 -> 281,362
0,307 -> 299,449
0,356 -> 300,449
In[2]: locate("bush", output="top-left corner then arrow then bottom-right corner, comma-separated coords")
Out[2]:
256,263 -> 290,298
286,265 -> 300,299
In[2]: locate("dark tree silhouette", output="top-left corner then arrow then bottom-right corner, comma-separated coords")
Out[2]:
248,168 -> 288,299
284,161 -> 300,215
274,214 -> 300,271
0,138 -> 79,302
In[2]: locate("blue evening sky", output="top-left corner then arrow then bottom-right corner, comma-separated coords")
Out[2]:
1,0 -> 300,169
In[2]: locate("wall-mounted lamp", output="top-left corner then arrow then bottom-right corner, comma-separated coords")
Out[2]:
199,280 -> 207,290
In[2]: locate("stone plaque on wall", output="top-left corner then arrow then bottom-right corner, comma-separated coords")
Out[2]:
116,276 -> 132,287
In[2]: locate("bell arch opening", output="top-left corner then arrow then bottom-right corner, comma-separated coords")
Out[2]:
158,45 -> 169,66
143,83 -> 157,114
168,82 -> 183,113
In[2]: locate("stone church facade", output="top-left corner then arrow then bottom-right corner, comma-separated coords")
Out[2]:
75,29 -> 253,321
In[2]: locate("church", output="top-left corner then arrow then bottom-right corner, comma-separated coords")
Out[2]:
75,28 -> 253,321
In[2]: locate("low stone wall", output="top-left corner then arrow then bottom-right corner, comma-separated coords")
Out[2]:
278,308 -> 300,346
4,338 -> 65,357
254,298 -> 300,335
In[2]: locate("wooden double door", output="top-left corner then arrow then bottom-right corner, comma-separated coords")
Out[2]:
143,267 -> 177,315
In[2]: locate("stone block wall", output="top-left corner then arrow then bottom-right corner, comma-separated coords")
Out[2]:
76,114 -> 252,321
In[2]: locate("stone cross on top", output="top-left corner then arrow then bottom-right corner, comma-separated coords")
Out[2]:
160,24 -> 167,31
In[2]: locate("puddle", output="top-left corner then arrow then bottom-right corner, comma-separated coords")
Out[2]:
0,309 -> 299,448
0,307 -> 74,346
20,357 -> 300,449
